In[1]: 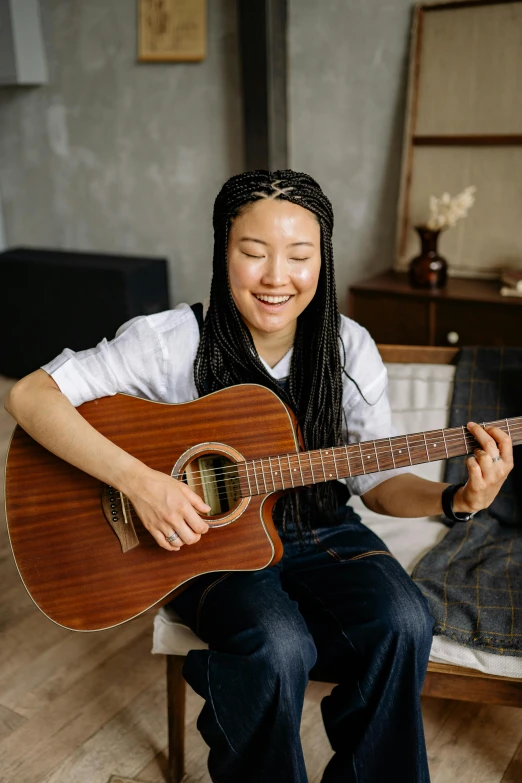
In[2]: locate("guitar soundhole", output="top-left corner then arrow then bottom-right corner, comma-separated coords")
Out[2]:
183,454 -> 241,518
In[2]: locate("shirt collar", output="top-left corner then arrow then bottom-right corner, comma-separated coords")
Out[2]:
258,345 -> 293,379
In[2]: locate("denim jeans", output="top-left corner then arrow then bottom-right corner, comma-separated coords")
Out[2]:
170,504 -> 433,783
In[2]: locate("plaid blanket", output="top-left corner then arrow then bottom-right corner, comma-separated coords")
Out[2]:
412,347 -> 522,655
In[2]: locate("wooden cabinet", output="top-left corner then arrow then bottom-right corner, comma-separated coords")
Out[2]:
347,271 -> 522,347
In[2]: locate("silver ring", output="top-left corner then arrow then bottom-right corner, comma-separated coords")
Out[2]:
491,455 -> 501,463
165,531 -> 179,543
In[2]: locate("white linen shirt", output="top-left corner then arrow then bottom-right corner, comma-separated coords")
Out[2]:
42,303 -> 409,497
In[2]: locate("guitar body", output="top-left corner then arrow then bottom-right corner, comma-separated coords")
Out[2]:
5,385 -> 299,631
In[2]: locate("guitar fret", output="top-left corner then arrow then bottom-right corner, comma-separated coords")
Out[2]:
252,460 -> 260,494
318,449 -> 327,480
423,432 -> 430,461
244,463 -> 253,496
277,455 -> 285,490
287,454 -> 295,488
324,450 -> 334,479
259,459 -> 268,492
265,458 -> 270,489
405,435 -> 413,465
373,441 -> 380,470
325,450 -> 333,480
332,449 -> 339,478
388,437 -> 396,468
260,457 -> 269,492
462,425 -> 468,453
344,445 -> 352,477
442,430 -> 449,459
359,443 -> 366,474
268,457 -> 276,491
297,455 -> 305,485
308,452 -> 316,483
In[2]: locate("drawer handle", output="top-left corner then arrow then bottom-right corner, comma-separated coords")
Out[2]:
446,331 -> 459,345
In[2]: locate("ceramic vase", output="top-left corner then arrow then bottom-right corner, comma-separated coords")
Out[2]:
408,226 -> 447,289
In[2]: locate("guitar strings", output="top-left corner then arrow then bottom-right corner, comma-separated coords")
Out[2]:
170,427 -> 522,493
124,417 -> 522,521
117,422 -> 521,516
168,420 -> 522,489
171,418 -> 521,481
161,424 -> 522,498
122,421 -> 522,516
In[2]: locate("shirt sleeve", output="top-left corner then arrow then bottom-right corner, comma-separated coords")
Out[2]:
340,317 -> 411,496
41,314 -> 168,407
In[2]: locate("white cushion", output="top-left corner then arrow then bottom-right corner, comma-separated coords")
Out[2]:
152,605 -> 207,655
350,361 -> 455,574
152,362 -> 522,678
430,636 -> 522,677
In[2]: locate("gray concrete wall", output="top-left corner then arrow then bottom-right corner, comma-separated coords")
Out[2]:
289,0 -> 414,310
0,0 -> 413,312
0,0 -> 243,306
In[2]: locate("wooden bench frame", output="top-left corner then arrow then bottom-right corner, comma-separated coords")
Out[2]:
164,344 -> 522,783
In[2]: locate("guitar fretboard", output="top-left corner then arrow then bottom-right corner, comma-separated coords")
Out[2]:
237,417 -> 522,497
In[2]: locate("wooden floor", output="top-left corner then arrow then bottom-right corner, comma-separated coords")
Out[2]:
1,378 -> 522,783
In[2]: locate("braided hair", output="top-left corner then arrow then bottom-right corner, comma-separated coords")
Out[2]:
194,170 -> 343,534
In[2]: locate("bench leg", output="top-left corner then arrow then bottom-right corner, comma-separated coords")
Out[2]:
167,654 -> 186,783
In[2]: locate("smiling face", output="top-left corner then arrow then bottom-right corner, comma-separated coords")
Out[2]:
227,198 -> 322,345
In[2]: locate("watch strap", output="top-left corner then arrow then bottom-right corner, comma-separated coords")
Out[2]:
442,483 -> 474,523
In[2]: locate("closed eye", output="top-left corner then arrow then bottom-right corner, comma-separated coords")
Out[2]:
243,252 -> 265,259
291,257 -> 311,262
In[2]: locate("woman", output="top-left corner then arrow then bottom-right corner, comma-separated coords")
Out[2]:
6,170 -> 512,782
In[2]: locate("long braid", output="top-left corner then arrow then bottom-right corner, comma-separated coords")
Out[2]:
194,170 -> 344,535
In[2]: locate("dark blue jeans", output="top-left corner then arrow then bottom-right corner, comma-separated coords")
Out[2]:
170,506 -> 433,783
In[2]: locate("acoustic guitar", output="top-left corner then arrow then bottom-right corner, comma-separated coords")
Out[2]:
5,383 -> 521,632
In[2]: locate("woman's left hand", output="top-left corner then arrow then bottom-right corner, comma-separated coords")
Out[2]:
454,422 -> 514,514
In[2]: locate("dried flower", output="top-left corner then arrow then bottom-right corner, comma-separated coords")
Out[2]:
426,186 -> 476,231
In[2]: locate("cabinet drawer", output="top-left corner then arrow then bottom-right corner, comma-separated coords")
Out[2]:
350,293 -> 430,345
436,300 -> 522,347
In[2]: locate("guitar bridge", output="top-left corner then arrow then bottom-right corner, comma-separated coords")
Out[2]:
101,485 -> 140,552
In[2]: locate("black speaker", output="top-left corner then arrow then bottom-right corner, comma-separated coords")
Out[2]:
1,247 -> 170,378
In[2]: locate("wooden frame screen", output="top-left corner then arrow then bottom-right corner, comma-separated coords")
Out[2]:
395,0 -> 522,279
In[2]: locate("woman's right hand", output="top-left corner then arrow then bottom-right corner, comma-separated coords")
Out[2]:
5,372 -> 209,553
126,467 -> 211,551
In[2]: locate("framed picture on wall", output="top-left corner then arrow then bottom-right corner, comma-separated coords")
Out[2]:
138,0 -> 207,63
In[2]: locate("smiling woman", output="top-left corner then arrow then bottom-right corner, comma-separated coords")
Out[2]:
5,169 -> 513,783
227,199 -> 321,366
194,171 -> 347,534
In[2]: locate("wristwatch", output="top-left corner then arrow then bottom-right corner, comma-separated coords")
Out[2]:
441,483 -> 475,523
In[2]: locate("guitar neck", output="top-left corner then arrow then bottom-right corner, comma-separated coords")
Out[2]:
237,416 -> 522,497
